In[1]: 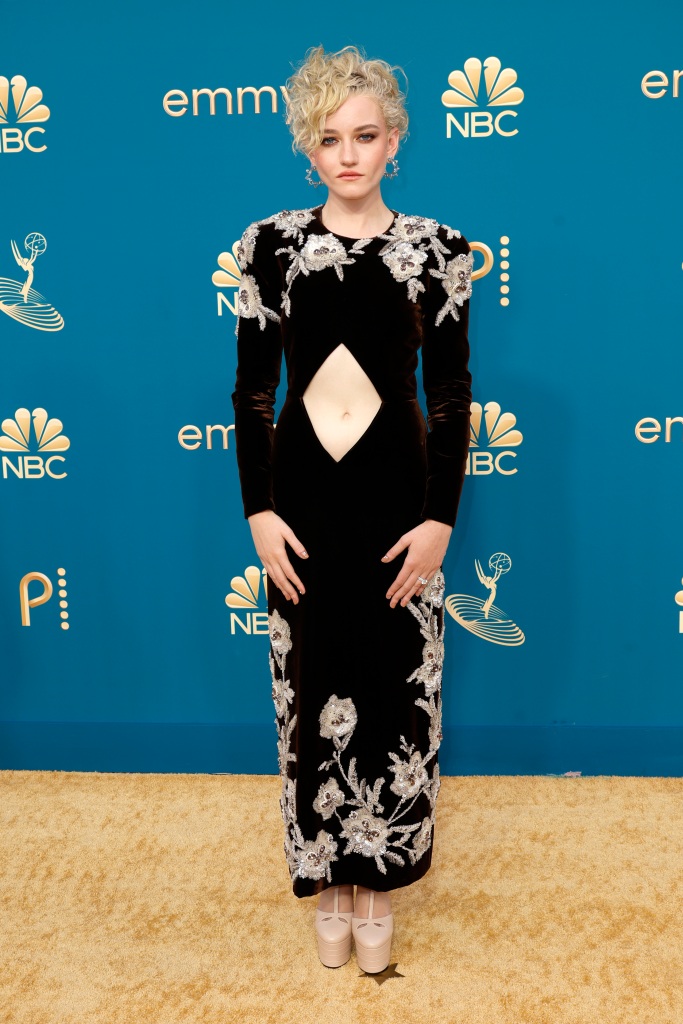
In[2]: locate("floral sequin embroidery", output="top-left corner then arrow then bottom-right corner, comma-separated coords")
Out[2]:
234,221 -> 282,337
376,213 -> 456,304
235,271 -> 281,332
276,232 -> 366,316
268,607 -> 340,883
429,250 -> 474,326
237,207 -> 471,328
263,207 -> 316,244
312,569 -> 446,874
267,571 -> 446,882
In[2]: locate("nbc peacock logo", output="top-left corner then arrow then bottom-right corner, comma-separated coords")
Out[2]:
0,407 -> 70,479
442,57 -> 524,138
468,401 -> 523,475
212,237 -> 241,319
225,565 -> 270,636
0,75 -> 50,153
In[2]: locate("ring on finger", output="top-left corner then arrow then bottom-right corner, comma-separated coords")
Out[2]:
417,575 -> 429,586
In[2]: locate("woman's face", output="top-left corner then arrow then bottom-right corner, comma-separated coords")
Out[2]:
310,93 -> 399,201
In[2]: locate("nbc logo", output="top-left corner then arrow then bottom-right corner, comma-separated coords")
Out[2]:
468,401 -> 523,475
1,407 -> 70,479
212,237 -> 241,318
0,75 -> 50,153
225,565 -> 270,635
442,57 -> 524,138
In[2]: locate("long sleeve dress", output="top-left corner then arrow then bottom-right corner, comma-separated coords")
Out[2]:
231,203 -> 473,899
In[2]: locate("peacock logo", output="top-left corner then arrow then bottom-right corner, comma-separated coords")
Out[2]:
442,57 -> 524,138
213,239 -> 242,318
0,75 -> 50,153
468,401 -> 523,475
225,565 -> 270,636
0,407 -> 70,479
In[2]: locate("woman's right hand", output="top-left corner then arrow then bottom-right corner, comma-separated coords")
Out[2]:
247,510 -> 308,604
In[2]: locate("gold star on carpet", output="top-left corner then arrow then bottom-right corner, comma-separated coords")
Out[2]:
358,961 -> 405,985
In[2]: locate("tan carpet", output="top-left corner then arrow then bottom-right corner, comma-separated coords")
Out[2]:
0,770 -> 681,1024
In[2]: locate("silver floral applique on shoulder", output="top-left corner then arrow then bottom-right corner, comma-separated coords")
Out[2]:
262,207 -> 317,245
234,219 -> 282,336
427,224 -> 474,326
377,213 -> 455,304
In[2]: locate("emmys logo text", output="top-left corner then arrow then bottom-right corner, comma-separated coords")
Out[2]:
178,423 -> 234,450
641,69 -> 683,99
634,415 -> 683,443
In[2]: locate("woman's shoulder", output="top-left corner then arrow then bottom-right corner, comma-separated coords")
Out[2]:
240,207 -> 318,242
393,211 -> 470,252
236,206 -> 319,266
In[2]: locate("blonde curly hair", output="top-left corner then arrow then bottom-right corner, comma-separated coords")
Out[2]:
284,43 -> 409,158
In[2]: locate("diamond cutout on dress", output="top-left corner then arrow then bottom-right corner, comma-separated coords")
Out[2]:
301,343 -> 382,462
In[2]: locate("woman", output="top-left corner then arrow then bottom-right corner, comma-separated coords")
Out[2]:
231,43 -> 473,973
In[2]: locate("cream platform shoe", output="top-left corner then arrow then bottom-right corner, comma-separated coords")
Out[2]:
352,889 -> 394,973
315,886 -> 353,967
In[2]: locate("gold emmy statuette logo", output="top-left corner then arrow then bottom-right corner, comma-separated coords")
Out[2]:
0,232 -> 64,331
213,237 -> 242,318
0,407 -> 70,479
225,565 -> 270,636
675,578 -> 683,633
468,401 -> 523,476
445,552 -> 525,645
0,75 -> 50,153
19,567 -> 69,629
442,57 -> 524,138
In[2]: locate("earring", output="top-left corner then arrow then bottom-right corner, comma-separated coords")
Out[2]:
306,164 -> 323,187
383,156 -> 399,179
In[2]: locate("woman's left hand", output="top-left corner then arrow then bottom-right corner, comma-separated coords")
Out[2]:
381,519 -> 453,608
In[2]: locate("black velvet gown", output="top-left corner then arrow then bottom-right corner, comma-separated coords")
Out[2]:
231,203 -> 473,898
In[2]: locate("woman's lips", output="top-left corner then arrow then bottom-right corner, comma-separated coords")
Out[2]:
338,173 -> 361,178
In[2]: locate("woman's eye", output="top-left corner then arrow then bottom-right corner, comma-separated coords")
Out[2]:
321,134 -> 377,145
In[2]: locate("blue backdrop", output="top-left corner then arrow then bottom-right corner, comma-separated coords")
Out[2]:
2,0 -> 682,775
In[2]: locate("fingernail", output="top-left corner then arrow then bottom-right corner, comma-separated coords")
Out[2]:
300,550 -> 308,556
